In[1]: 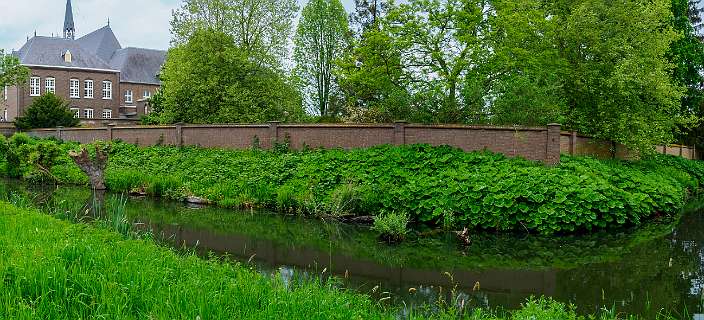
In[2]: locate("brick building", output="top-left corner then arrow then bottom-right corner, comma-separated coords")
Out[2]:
2,0 -> 165,124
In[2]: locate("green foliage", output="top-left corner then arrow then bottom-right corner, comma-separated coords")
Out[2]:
336,26 -> 413,122
293,0 -> 350,117
669,0 -> 704,149
335,0 -> 684,154
0,49 -> 29,88
14,93 -> 79,130
557,0 -> 683,154
170,0 -> 299,69
0,134 -> 64,182
372,211 -> 409,242
6,136 -> 704,234
159,28 -> 305,124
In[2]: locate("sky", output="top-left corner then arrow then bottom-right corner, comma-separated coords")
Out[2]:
0,0 -> 356,52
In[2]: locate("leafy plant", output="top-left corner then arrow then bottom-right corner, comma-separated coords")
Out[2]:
4,136 -> 704,235
372,211 -> 409,242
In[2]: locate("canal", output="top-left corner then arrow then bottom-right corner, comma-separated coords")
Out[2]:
3,180 -> 704,318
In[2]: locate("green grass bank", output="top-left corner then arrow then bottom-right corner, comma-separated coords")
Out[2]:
0,203 -> 679,319
3,134 -> 704,234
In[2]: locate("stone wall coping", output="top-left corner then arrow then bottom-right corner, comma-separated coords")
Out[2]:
405,124 -> 548,131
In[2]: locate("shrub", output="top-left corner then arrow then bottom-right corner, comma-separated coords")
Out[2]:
14,93 -> 79,130
372,211 -> 410,242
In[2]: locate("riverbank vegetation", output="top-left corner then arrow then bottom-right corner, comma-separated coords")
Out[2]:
0,201 -> 682,319
2,134 -> 704,235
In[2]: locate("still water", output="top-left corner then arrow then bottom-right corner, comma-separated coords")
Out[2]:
4,181 -> 704,318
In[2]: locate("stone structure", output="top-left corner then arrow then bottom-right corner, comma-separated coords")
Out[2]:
27,123 -> 565,165
2,0 -> 165,124
23,123 -> 697,164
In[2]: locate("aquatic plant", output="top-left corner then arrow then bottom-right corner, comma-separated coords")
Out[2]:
373,211 -> 410,242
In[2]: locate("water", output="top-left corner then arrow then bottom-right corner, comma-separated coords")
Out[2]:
4,180 -> 704,318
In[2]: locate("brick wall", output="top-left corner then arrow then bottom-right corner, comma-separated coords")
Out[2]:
560,131 -> 697,160
26,122 -> 563,165
22,124 -> 700,163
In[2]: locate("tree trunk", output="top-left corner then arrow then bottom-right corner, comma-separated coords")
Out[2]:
69,146 -> 108,190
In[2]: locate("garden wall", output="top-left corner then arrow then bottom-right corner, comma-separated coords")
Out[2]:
26,122 -> 563,164
559,131 -> 697,160
23,123 -> 697,164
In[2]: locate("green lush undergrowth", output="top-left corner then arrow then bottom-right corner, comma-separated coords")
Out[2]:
0,202 -> 676,319
3,134 -> 704,234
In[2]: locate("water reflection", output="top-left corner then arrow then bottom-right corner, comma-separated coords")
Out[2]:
4,180 -> 704,317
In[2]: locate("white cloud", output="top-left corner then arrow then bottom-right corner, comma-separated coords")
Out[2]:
0,0 -> 356,52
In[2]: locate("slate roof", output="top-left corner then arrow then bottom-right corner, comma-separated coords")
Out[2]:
14,26 -> 166,85
109,48 -> 165,85
15,36 -> 115,71
77,26 -> 122,63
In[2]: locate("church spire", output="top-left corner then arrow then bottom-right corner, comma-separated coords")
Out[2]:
63,0 -> 75,39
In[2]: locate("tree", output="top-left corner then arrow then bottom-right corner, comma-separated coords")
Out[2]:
14,93 -> 79,130
336,27 -> 413,122
293,0 -> 350,117
557,0 -> 684,153
0,50 -> 29,89
479,0 -> 567,126
170,0 -> 298,69
159,28 -> 305,124
350,0 -> 388,34
383,0 -> 490,123
669,0 -> 704,148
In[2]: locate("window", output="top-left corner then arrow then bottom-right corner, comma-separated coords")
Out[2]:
69,79 -> 80,98
83,108 -> 94,119
125,90 -> 133,103
102,81 -> 112,99
30,77 -> 40,96
101,108 -> 112,119
143,90 -> 151,99
45,77 -> 55,94
70,107 -> 79,118
84,80 -> 94,98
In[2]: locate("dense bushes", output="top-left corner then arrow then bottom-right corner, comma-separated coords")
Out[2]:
2,135 -> 704,234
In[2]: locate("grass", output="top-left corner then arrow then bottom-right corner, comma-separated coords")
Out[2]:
0,202 -> 684,319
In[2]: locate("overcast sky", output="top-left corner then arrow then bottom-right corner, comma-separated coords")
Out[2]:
0,0 -> 356,52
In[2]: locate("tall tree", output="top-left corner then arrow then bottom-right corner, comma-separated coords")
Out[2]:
669,0 -> 704,147
558,0 -> 683,153
0,50 -> 29,89
159,28 -> 305,124
293,0 -> 350,117
350,0 -> 388,34
479,0 -> 567,126
384,0 -> 490,123
170,0 -> 298,69
336,27 -> 412,122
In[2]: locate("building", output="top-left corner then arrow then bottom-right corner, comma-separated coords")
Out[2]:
2,0 -> 166,125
